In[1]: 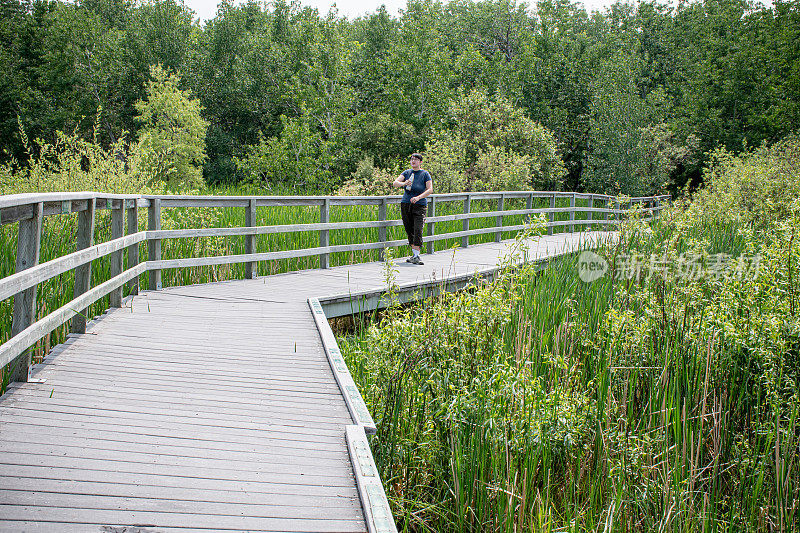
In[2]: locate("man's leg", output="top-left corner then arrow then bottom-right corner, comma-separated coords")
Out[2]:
409,204 -> 425,264
400,203 -> 415,260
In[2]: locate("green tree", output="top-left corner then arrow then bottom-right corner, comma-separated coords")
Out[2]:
133,64 -> 208,188
426,88 -> 565,191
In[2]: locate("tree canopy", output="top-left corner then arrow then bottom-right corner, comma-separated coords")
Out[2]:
1,0 -> 798,195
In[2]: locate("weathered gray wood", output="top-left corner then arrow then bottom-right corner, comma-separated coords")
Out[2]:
0,192 -> 140,210
70,198 -> 96,334
109,203 -> 124,307
548,193 -> 556,235
126,202 -> 140,295
526,193 -> 533,227
309,297 -> 376,433
0,232 -> 150,304
426,197 -> 436,255
8,202 -> 43,383
151,239 -> 411,270
495,194 -> 504,243
0,264 -> 146,369
462,195 -> 471,248
0,489 -> 362,519
0,505 -> 365,532
149,218 -> 404,240
148,198 -> 162,291
569,193 -> 576,233
378,198 -> 387,261
587,196 -> 594,231
347,425 -> 397,533
0,478 -> 359,508
245,198 -> 257,279
320,198 -> 330,269
0,440 -> 354,477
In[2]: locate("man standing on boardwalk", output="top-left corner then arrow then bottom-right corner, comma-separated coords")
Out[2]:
393,153 -> 433,265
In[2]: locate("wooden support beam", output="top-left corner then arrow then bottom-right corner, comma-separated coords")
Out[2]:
8,202 -> 43,383
587,195 -> 594,231
525,193 -> 533,225
245,198 -> 257,279
495,194 -> 504,243
461,195 -> 470,248
378,199 -> 387,261
426,197 -> 436,255
126,201 -> 139,295
109,201 -> 124,307
320,198 -> 330,269
569,193 -> 576,233
548,194 -> 555,235
148,198 -> 162,291
71,198 -> 96,334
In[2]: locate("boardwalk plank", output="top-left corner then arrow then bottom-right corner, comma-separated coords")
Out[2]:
0,479 -> 359,508
0,491 -> 364,520
0,506 -> 366,532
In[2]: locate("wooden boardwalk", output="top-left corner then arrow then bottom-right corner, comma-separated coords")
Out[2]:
0,231 -> 606,532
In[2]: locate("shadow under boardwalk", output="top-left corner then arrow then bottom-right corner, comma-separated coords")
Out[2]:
0,232 -> 607,532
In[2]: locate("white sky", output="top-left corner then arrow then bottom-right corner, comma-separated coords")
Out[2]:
186,0 -> 642,24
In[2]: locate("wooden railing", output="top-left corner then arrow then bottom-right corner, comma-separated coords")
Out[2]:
0,191 -> 668,384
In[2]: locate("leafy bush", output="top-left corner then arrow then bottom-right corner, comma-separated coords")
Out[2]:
0,120 -> 146,194
336,156 -> 395,196
235,112 -> 333,190
132,65 -> 209,189
424,89 -> 566,192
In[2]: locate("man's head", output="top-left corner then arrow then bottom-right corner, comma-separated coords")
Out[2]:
410,153 -> 423,169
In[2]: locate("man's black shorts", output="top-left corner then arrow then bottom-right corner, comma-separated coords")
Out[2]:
400,202 -> 426,247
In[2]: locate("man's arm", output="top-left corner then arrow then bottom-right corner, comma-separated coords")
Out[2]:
410,178 -> 433,203
392,173 -> 408,188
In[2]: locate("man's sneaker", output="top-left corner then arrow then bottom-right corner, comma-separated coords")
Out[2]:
409,255 -> 424,265
406,256 -> 414,263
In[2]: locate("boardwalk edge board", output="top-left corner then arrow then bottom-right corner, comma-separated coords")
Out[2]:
308,297 -> 377,434
346,425 -> 398,533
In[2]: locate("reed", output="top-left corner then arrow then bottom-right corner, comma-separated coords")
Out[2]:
339,174 -> 800,531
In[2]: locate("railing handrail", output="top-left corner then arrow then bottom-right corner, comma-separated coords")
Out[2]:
0,190 -> 669,383
0,191 -> 671,224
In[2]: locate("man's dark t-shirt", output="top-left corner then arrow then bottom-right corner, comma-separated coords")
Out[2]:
400,169 -> 432,206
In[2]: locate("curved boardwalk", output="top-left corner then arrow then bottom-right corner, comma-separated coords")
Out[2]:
0,232 -> 605,532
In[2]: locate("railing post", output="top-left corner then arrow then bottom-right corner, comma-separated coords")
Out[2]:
126,200 -> 139,295
245,198 -> 257,279
71,197 -> 96,334
548,193 -> 555,235
148,198 -> 162,291
587,195 -> 593,231
569,193 -> 576,233
320,198 -> 330,269
9,202 -> 43,383
495,193 -> 504,243
378,198 -> 387,261
654,197 -> 661,219
426,197 -> 436,255
604,197 -> 610,223
462,195 -> 471,248
109,200 -> 124,307
525,192 -> 533,222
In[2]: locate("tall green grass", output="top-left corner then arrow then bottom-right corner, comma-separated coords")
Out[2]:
338,196 -> 799,531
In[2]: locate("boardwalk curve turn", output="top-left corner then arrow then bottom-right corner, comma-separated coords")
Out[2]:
0,191 -> 666,531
